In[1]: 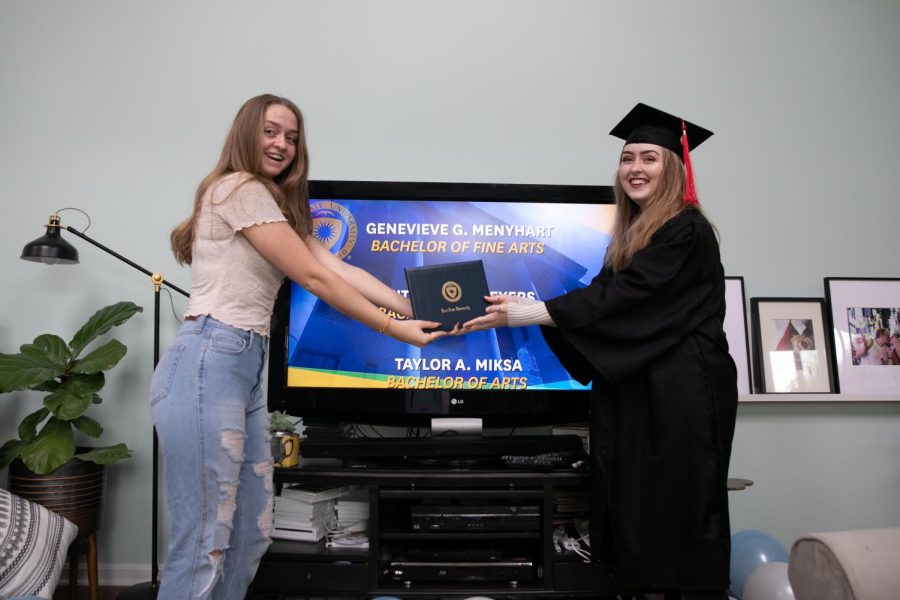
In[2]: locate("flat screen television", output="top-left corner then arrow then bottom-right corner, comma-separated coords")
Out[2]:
267,180 -> 615,428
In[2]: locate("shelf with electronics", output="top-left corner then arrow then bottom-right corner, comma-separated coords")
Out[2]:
248,466 -> 636,599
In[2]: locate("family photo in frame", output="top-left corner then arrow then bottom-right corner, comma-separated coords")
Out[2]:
750,297 -> 836,394
824,277 -> 900,395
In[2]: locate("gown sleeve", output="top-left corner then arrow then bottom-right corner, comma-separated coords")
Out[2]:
543,210 -> 723,384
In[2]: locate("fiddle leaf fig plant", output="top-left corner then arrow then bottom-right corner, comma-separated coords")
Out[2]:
0,301 -> 143,474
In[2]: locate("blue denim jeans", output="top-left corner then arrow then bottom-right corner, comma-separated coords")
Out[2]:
150,315 -> 273,599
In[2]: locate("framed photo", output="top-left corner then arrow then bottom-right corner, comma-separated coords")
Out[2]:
750,297 -> 835,394
824,277 -> 900,395
724,277 -> 753,396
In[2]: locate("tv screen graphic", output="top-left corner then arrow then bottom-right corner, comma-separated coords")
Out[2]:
281,183 -> 615,395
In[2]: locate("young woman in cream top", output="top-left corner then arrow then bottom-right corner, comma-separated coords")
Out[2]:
150,94 -> 445,599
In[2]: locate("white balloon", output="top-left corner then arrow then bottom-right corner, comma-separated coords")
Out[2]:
743,562 -> 795,600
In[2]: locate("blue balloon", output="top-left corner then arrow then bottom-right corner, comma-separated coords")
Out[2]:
730,530 -> 789,600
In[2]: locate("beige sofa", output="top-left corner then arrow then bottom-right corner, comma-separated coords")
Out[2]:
788,528 -> 900,600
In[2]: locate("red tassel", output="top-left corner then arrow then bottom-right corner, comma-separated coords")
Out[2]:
681,118 -> 698,206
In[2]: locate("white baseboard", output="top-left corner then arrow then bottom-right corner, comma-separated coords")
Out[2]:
60,563 -> 154,587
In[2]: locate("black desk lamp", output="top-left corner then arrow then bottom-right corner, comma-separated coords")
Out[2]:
21,211 -> 189,599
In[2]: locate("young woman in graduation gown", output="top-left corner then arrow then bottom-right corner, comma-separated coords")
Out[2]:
463,104 -> 739,600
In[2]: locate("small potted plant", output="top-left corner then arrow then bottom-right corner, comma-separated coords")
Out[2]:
268,410 -> 302,468
0,301 -> 142,534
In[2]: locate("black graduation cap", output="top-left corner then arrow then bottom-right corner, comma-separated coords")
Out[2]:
609,103 -> 713,206
609,102 -> 713,160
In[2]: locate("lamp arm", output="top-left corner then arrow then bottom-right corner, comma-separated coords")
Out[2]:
65,226 -> 189,298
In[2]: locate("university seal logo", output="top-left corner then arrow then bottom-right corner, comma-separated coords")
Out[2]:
310,200 -> 357,259
441,281 -> 462,303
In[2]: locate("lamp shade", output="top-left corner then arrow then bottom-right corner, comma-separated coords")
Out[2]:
21,224 -> 79,264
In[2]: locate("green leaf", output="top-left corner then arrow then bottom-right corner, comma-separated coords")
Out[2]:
27,334 -> 71,365
69,301 -> 142,358
33,380 -> 62,393
19,407 -> 50,441
76,443 -> 132,465
20,419 -> 75,474
45,388 -> 94,420
72,415 -> 103,438
72,340 -> 127,374
65,372 -> 106,395
0,341 -> 66,392
0,439 -> 25,470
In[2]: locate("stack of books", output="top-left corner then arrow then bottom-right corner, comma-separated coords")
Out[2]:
335,489 -> 369,532
552,488 -> 590,522
326,489 -> 370,549
272,484 -> 351,542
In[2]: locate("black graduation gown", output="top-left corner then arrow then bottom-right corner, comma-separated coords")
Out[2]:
542,209 -> 738,591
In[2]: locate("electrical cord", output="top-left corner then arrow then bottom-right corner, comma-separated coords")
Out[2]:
56,207 -> 92,233
54,207 -> 189,326
324,513 -> 369,548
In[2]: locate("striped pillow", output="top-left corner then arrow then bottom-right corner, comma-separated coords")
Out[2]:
0,488 -> 79,599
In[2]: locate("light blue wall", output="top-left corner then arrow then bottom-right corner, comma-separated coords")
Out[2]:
2,0 -> 898,582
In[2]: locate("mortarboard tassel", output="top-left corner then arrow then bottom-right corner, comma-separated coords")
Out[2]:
681,118 -> 699,207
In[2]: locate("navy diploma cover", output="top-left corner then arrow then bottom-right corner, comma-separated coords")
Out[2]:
404,260 -> 490,331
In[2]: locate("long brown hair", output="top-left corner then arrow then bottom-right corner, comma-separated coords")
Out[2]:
170,94 -> 311,265
604,147 -> 696,272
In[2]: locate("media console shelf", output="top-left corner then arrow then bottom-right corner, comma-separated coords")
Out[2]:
249,466 -> 638,598
299,433 -> 585,459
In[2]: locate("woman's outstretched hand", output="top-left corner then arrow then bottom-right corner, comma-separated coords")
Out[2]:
389,318 -> 454,347
460,295 -> 516,333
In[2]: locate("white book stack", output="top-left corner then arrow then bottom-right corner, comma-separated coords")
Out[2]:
272,484 -> 352,542
335,489 -> 369,531
327,490 -> 370,549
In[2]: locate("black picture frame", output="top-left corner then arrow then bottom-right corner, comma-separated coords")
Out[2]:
750,297 -> 836,394
724,276 -> 753,396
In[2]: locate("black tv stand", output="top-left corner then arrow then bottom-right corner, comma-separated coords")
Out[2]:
249,465 -> 645,599
300,433 -> 584,460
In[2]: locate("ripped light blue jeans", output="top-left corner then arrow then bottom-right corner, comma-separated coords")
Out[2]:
150,314 -> 273,599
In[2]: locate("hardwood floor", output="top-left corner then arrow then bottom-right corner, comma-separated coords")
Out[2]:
53,586 -> 127,600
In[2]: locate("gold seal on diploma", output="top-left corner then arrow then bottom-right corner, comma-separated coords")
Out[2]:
441,281 -> 462,303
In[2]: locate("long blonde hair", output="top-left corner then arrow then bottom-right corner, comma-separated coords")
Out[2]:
170,94 -> 311,265
604,147 -> 695,272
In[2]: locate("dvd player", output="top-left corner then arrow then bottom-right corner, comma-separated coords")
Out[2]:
406,546 -> 506,561
410,504 -> 540,532
389,560 -> 536,583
